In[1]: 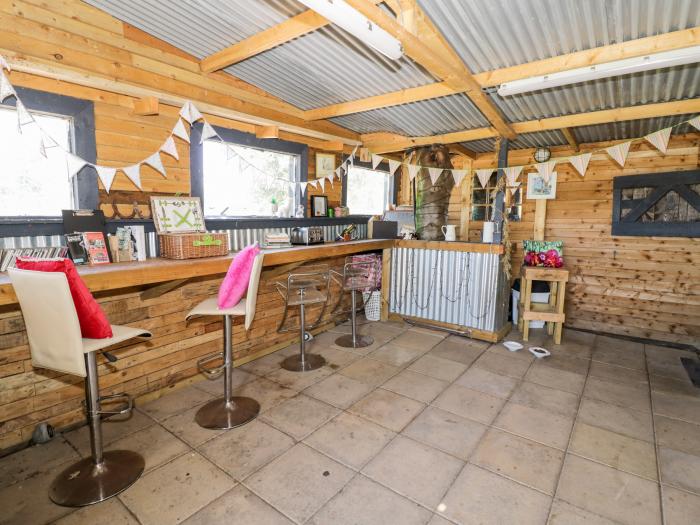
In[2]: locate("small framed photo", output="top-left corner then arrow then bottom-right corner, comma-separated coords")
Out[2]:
526,172 -> 557,200
316,153 -> 335,179
311,195 -> 328,217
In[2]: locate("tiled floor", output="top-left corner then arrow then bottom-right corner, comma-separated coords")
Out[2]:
1,320 -> 700,524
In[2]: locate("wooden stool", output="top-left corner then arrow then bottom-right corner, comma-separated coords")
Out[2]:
518,266 -> 569,344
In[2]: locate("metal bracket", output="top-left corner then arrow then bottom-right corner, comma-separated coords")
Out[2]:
197,352 -> 225,378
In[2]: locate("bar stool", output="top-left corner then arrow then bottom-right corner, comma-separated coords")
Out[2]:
186,253 -> 264,429
8,268 -> 152,507
331,256 -> 380,349
275,265 -> 330,372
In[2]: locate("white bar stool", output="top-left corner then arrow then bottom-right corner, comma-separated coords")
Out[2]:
8,268 -> 152,507
331,257 -> 379,349
185,253 -> 264,430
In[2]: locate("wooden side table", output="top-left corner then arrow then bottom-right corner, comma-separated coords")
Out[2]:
518,266 -> 569,344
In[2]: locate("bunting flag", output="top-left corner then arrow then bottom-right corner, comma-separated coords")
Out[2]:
0,72 -> 15,102
690,116 -> 700,132
15,100 -> 34,132
226,145 -> 236,161
348,145 -> 359,167
144,152 -> 166,177
407,164 -> 420,181
334,166 -> 343,179
95,166 -> 117,193
388,159 -> 401,176
327,173 -> 335,187
503,166 -> 524,186
644,127 -> 672,154
65,153 -> 88,178
122,164 -> 142,190
318,177 -> 326,192
171,118 -> 190,143
39,132 -> 58,158
569,152 -> 592,177
509,181 -> 521,195
427,167 -> 443,185
475,169 -> 493,189
38,136 -> 47,158
299,181 -> 308,195
535,160 -> 556,183
605,141 -> 631,168
160,136 -> 179,160
179,101 -> 202,125
452,169 -> 468,186
371,153 -> 383,169
308,179 -> 318,189
0,55 -> 10,71
200,122 -> 218,144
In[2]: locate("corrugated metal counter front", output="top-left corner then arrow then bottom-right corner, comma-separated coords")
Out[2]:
388,241 -> 511,342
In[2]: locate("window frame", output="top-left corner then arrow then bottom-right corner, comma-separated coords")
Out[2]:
341,158 -> 397,213
190,122 -> 308,218
0,86 -> 97,224
470,170 -> 522,222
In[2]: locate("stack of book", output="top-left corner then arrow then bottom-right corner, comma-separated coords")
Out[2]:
0,246 -> 69,271
264,232 -> 292,249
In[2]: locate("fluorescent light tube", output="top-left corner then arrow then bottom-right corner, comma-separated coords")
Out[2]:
298,0 -> 403,60
498,45 -> 700,96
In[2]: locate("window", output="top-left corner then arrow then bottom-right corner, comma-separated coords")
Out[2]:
346,166 -> 392,215
0,106 -> 73,216
471,171 -> 521,222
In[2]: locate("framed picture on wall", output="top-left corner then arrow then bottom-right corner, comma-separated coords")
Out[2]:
311,195 -> 328,217
316,153 -> 335,180
526,172 -> 557,200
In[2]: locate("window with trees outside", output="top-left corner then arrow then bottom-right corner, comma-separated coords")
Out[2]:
471,171 -> 522,221
0,106 -> 73,216
202,139 -> 298,217
346,165 -> 393,215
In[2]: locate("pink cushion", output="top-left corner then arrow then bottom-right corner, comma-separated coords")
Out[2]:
217,243 -> 260,309
15,258 -> 113,339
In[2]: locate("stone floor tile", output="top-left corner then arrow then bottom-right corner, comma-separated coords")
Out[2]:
455,367 -> 518,399
403,406 -> 487,461
240,350 -> 289,376
198,420 -> 294,481
369,342 -> 425,367
431,335 -> 487,364
265,365 -> 334,391
245,443 -> 354,524
432,383 -> 505,425
160,405 -> 226,447
55,498 -> 138,525
390,330 -> 444,352
407,354 -> 468,382
304,412 -> 395,470
661,484 -> 700,525
338,357 -> 399,386
261,394 -> 339,440
652,390 -> 700,425
439,464 -> 551,525
362,435 -> 463,509
382,369 -> 449,403
510,381 -> 580,418
583,377 -> 651,413
65,409 -> 155,456
588,361 -> 648,388
569,422 -> 657,479
525,364 -> 586,395
473,351 -> 532,379
182,485 -> 293,525
192,368 -> 256,396
139,385 -> 214,422
485,341 -> 535,362
536,353 -> 590,375
547,499 -> 619,525
655,415 -> 700,456
349,388 -> 425,432
110,423 -> 189,473
120,452 -> 235,525
232,377 -> 297,413
650,374 -> 698,398
303,373 -> 374,409
0,437 -> 79,490
311,345 -> 361,369
659,446 -> 700,494
593,343 -> 645,371
557,454 -> 661,525
578,398 -> 654,443
309,474 -> 432,525
471,428 -> 564,494
494,401 -> 574,450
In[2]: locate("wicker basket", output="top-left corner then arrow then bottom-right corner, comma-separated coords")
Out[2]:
159,232 -> 229,260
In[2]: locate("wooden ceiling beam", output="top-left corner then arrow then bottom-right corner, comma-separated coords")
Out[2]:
561,128 -> 579,151
449,144 -> 478,160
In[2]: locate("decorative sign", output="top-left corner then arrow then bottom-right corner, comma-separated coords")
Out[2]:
150,196 -> 205,233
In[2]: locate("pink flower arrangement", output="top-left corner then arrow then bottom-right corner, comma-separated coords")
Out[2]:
524,249 -> 564,268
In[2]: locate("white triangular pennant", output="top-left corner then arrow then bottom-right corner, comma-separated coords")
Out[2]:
299,181 -> 308,195
503,166 -> 524,186
475,169 -> 493,189
569,152 -> 592,177
308,179 -> 318,189
171,118 -> 190,143
0,55 -> 10,71
427,167 -> 443,185
159,136 -> 179,160
226,145 -> 236,160
371,154 -> 383,169
318,177 -> 326,192
179,101 -> 202,124
451,169 -> 468,186
65,153 -> 88,178
605,141 -> 631,168
38,136 -> 47,158
122,164 -> 142,190
327,173 -> 335,187
0,72 -> 15,102
407,164 -> 420,181
334,166 -> 343,179
509,181 -> 521,195
689,116 -> 700,132
95,166 -> 117,193
144,152 -> 166,177
188,104 -> 203,123
200,122 -> 218,144
15,100 -> 34,133
535,160 -> 556,183
644,127 -> 672,154
349,145 -> 359,166
388,159 -> 401,175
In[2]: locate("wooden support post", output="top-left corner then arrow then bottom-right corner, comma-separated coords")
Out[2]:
492,138 -> 509,244
381,247 -> 392,321
533,199 -> 547,241
132,96 -> 159,116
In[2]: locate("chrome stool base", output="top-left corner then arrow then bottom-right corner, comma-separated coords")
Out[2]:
49,450 -> 144,507
195,396 -> 260,430
335,334 -> 374,349
281,353 -> 326,372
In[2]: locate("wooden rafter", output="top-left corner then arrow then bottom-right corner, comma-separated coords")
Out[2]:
362,98 -> 700,152
448,144 -> 478,160
562,128 -> 579,151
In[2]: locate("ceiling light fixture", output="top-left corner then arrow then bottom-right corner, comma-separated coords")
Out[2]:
498,45 -> 700,96
297,0 -> 404,60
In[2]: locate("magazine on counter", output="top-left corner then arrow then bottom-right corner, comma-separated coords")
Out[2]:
83,232 -> 110,265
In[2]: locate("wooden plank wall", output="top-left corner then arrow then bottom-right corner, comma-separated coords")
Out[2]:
466,135 -> 700,347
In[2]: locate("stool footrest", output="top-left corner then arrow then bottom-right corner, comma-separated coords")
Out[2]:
197,353 -> 225,378
97,392 -> 133,416
523,311 -> 565,323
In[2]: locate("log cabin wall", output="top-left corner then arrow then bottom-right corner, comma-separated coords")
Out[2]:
466,134 -> 700,347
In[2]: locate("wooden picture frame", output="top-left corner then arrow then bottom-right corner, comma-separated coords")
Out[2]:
526,172 -> 557,200
316,153 -> 335,180
311,195 -> 328,217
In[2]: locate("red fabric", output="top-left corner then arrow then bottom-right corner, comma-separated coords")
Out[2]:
217,243 -> 260,309
16,258 -> 113,339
